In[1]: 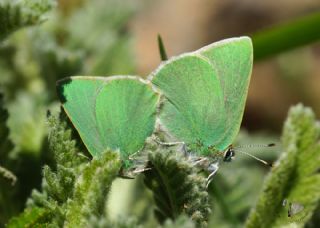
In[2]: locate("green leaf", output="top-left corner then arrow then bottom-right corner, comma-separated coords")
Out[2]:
0,91 -> 15,184
245,104 -> 320,228
0,91 -> 14,162
8,92 -> 47,153
0,91 -> 18,224
162,215 -> 195,228
7,207 -> 52,228
66,0 -> 137,75
0,165 -> 16,185
26,111 -> 87,226
28,112 -> 122,227
88,215 -> 141,228
144,147 -> 211,227
157,34 -> 168,61
47,110 -> 86,169
252,11 -> 320,60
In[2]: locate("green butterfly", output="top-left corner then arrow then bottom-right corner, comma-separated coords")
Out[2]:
56,37 -> 253,179
56,76 -> 159,168
150,36 -> 253,181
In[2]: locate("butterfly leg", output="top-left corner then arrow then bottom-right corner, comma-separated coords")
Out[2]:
77,153 -> 90,160
181,143 -> 189,157
206,162 -> 219,189
191,157 -> 208,166
118,166 -> 152,179
154,138 -> 188,156
154,139 -> 185,147
132,167 -> 152,174
128,150 -> 142,160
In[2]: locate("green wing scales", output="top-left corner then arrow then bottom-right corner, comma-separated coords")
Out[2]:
57,76 -> 159,165
151,55 -> 226,149
199,37 -> 253,150
150,37 -> 253,152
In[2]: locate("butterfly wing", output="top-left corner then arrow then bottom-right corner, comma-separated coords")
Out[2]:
57,76 -> 159,165
199,37 -> 253,150
151,55 -> 226,152
151,37 -> 252,152
94,77 -> 159,159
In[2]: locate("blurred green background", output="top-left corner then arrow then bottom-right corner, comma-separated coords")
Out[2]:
0,0 -> 319,227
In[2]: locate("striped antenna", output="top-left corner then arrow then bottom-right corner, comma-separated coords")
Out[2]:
234,143 -> 276,149
233,149 -> 273,167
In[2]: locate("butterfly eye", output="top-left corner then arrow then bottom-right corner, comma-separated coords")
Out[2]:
223,148 -> 235,162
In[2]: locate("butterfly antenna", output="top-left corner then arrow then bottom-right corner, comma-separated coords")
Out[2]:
234,149 -> 273,167
234,143 -> 276,149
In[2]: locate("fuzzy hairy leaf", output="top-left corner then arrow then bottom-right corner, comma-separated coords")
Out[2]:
25,112 -> 122,227
0,91 -> 18,225
0,0 -> 55,41
7,207 -> 51,228
246,104 -> 320,227
88,215 -> 141,228
64,151 -> 121,227
66,0 -> 137,75
0,92 -> 14,161
47,110 -> 87,168
8,92 -> 47,153
31,111 -> 87,206
144,148 -> 211,227
25,111 -> 86,225
0,165 -> 16,185
162,215 -> 195,228
0,91 -> 16,184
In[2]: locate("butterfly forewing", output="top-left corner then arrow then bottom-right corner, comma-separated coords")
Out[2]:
57,77 -> 107,156
151,55 -> 226,153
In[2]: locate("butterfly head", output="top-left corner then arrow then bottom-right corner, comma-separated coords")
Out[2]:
223,146 -> 235,162
222,144 -> 275,167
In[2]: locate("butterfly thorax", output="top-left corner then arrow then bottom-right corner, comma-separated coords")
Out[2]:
187,140 -> 220,156
184,141 -> 233,171
187,140 -> 235,161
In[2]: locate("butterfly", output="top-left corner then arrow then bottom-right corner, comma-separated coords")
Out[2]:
57,76 -> 160,168
57,37 -> 257,179
149,37 -> 254,183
